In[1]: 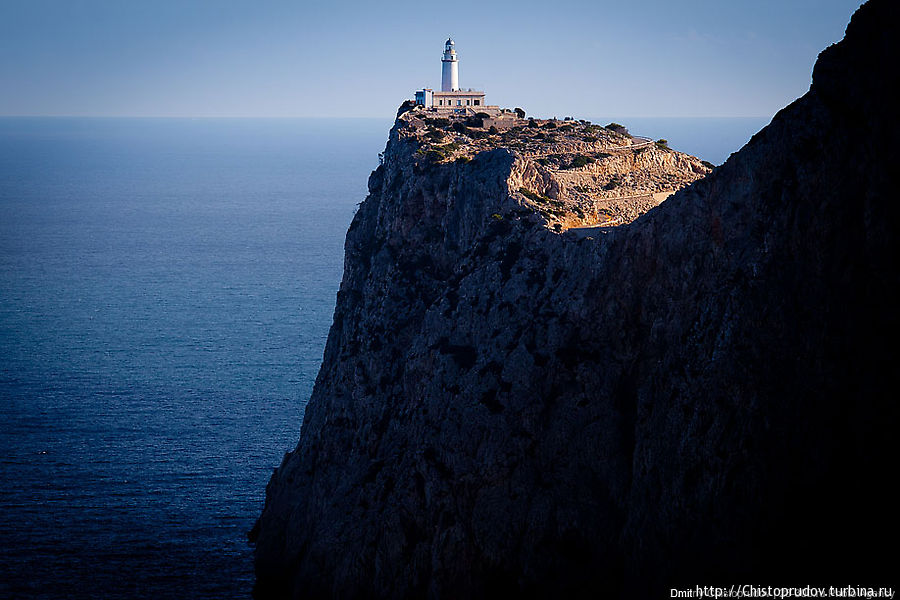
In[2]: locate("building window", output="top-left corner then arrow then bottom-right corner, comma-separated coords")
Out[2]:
457,100 -> 461,106
466,100 -> 470,105
474,100 -> 480,106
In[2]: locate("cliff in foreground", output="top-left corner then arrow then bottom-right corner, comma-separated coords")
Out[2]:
253,1 -> 899,596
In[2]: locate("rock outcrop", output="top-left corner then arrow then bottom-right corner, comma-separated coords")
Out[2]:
395,109 -> 710,231
252,1 -> 899,597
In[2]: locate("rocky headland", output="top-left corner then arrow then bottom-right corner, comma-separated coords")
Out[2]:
252,1 -> 899,597
396,108 -> 711,231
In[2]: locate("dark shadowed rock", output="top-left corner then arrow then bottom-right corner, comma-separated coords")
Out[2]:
252,1 -> 899,597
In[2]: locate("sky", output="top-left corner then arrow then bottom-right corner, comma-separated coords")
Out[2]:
0,0 -> 865,119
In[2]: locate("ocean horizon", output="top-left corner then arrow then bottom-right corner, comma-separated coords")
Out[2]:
1,115 -> 767,598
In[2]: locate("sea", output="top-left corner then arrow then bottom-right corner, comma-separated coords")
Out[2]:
0,115 -> 768,599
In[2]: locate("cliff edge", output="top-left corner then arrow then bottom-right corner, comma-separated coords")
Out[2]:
253,1 -> 899,596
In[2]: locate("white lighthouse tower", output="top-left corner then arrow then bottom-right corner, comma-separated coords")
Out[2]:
441,37 -> 459,92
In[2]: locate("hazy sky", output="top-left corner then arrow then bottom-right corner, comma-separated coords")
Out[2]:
1,0 -> 864,118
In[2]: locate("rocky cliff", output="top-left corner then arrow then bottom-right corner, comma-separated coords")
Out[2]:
394,108 -> 710,231
252,1 -> 899,597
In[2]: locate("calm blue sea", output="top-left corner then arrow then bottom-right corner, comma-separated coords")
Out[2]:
0,117 -> 390,599
0,116 -> 765,599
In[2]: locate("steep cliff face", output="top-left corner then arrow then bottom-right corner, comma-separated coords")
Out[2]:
252,2 -> 899,597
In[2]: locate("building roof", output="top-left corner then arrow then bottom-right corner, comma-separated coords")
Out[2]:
433,90 -> 484,96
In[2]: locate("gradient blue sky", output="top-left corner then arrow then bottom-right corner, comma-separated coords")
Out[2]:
1,0 -> 864,118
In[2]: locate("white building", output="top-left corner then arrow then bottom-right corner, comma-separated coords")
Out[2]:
415,38 -> 491,115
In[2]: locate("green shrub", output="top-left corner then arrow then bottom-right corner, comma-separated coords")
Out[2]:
519,187 -> 549,203
606,123 -> 630,136
489,125 -> 499,134
423,142 -> 463,162
655,139 -> 669,149
452,122 -> 470,135
569,155 -> 595,169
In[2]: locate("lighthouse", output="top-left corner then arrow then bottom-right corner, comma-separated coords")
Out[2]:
414,38 -> 490,114
441,37 -> 459,92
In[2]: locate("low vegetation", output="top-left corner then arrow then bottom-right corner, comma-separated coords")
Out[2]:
421,141 -> 462,162
519,187 -> 550,204
568,155 -> 595,169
